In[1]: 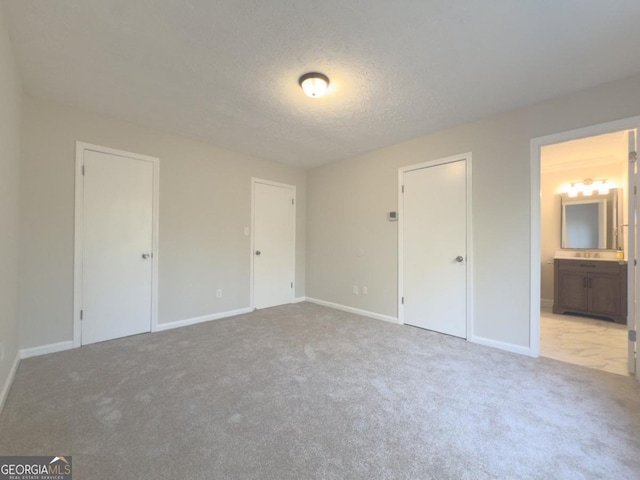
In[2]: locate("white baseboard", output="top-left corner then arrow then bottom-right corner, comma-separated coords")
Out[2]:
154,307 -> 253,332
20,340 -> 74,359
306,297 -> 399,324
469,335 -> 533,357
292,297 -> 306,304
540,298 -> 553,309
0,352 -> 20,413
17,308 -> 255,359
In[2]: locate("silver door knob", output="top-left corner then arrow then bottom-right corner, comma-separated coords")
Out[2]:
142,253 -> 150,259
456,256 -> 464,263
255,250 -> 261,256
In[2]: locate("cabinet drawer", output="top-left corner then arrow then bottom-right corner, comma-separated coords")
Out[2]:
555,259 -> 624,274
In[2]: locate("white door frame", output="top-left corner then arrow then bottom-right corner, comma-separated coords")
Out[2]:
627,130 -> 638,377
73,142 -> 160,348
398,152 -> 474,338
249,177 -> 296,310
530,116 -> 640,359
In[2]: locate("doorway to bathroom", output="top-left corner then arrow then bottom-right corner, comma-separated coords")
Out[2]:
531,119 -> 640,381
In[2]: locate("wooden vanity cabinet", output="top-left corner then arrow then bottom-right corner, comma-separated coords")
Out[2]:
553,259 -> 627,324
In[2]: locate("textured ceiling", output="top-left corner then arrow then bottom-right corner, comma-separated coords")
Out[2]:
4,1 -> 640,168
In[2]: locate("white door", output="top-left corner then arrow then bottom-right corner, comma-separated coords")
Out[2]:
628,130 -> 639,379
401,159 -> 468,338
81,149 -> 154,345
252,180 -> 295,309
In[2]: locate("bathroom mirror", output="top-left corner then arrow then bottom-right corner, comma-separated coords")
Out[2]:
561,188 -> 621,250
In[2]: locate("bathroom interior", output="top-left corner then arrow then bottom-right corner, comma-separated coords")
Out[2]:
540,129 -> 631,376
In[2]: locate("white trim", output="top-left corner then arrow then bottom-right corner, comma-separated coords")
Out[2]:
293,297 -> 307,303
530,116 -> 640,360
20,341 -> 74,360
250,178 -> 296,309
17,306 -> 252,359
469,335 -> 532,357
530,138 -> 542,358
466,157 -> 475,340
397,153 -> 474,340
0,353 -> 20,413
628,130 -> 638,378
153,307 -> 253,332
74,142 -> 160,348
306,297 -> 399,324
397,165 -> 404,322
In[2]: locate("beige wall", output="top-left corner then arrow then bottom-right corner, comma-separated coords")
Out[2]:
19,97 -> 306,349
10,51 -> 640,356
0,5 -> 22,400
540,163 -> 626,303
306,74 -> 640,351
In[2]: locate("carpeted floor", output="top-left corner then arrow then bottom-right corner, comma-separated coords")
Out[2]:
1,302 -> 639,479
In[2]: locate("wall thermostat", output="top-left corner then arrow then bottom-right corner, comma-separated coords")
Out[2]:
388,211 -> 398,221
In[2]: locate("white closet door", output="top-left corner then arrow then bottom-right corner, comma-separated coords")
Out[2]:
253,181 -> 295,309
402,159 -> 467,338
81,150 -> 154,345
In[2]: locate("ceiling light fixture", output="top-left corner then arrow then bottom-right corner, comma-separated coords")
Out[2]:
299,72 -> 330,98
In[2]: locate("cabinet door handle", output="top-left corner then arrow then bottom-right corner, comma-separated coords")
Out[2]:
580,264 -> 596,268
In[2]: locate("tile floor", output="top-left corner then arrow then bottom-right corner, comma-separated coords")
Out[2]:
540,307 -> 629,376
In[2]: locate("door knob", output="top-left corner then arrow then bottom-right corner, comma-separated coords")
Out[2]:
255,250 -> 261,256
456,256 -> 464,263
142,253 -> 151,259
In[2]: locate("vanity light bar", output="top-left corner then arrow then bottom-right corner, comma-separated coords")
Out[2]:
566,178 -> 610,197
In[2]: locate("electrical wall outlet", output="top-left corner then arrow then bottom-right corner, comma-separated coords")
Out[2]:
216,289 -> 222,298
362,286 -> 368,295
352,285 -> 359,295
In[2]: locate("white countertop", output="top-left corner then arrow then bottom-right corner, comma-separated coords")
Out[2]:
554,250 -> 626,262
554,257 -> 627,263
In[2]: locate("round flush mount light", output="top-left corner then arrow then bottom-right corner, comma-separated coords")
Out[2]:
299,72 -> 330,98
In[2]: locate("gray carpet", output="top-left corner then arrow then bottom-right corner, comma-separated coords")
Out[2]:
1,302 -> 639,479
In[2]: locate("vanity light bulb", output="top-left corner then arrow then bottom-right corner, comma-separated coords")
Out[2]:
598,180 -> 609,195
